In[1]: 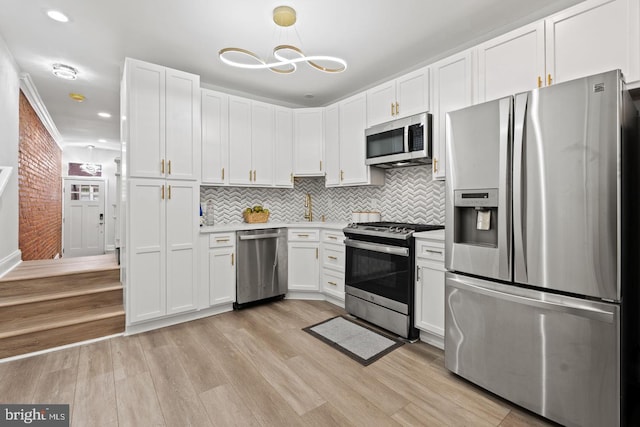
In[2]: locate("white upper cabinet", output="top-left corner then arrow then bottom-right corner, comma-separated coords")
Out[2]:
293,108 -> 324,176
430,49 -> 475,181
201,89 -> 229,185
228,96 -> 275,186
367,66 -> 430,127
250,101 -> 275,186
477,22 -> 546,102
323,103 -> 340,186
124,58 -> 199,181
274,106 -> 294,188
325,93 -> 385,187
545,0 -> 640,85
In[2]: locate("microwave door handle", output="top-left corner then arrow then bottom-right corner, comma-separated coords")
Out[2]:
513,92 -> 528,283
404,124 -> 409,153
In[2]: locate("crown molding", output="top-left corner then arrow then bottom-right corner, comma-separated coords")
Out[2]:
19,72 -> 64,151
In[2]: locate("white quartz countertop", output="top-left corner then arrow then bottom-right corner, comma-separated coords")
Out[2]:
199,221 -> 348,233
413,229 -> 445,241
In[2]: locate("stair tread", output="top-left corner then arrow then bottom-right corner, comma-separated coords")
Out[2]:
0,283 -> 123,308
0,305 -> 125,339
1,254 -> 118,282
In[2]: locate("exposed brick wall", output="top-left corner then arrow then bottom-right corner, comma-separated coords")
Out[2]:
18,91 -> 62,260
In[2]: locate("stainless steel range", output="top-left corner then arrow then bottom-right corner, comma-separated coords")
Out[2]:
343,222 -> 444,340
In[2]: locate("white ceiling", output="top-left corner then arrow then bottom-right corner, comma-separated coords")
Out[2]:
0,0 -> 584,151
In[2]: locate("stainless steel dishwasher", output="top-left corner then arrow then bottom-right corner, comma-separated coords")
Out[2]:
234,228 -> 288,308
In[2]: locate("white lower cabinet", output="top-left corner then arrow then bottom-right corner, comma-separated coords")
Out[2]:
128,179 -> 198,324
320,230 -> 345,301
208,232 -> 236,306
414,234 -> 446,349
288,229 -> 320,292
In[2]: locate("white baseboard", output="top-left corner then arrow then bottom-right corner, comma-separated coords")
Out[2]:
285,291 -> 325,301
106,245 -> 115,253
0,249 -> 21,279
419,330 -> 444,350
125,304 -> 234,335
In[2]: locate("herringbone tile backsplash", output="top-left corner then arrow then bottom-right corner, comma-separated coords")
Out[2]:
200,165 -> 444,225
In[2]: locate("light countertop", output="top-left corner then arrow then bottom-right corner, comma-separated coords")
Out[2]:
199,221 -> 348,233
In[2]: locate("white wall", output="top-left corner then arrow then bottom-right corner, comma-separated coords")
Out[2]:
62,146 -> 120,251
0,33 -> 21,276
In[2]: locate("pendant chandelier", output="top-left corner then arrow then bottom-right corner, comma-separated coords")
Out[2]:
218,6 -> 347,74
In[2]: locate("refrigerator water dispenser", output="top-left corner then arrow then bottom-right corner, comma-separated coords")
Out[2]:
453,189 -> 498,247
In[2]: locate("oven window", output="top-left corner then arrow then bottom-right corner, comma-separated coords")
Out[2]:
345,245 -> 410,304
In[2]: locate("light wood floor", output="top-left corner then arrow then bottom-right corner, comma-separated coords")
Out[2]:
2,254 -> 118,281
0,300 -> 555,426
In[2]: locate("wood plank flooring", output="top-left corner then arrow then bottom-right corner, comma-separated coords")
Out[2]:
0,300 -> 555,426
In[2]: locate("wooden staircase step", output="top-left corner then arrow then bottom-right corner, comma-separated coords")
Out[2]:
0,312 -> 125,359
0,282 -> 122,308
0,270 -> 120,299
0,287 -> 123,325
0,304 -> 124,339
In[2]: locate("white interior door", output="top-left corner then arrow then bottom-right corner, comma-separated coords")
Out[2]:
64,179 -> 105,257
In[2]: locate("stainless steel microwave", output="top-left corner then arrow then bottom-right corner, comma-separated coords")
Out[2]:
365,112 -> 432,168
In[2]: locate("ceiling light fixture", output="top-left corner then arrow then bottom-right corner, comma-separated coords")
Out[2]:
218,5 -> 347,74
52,63 -> 78,80
98,139 -> 107,143
46,10 -> 69,23
97,112 -> 111,118
69,93 -> 85,102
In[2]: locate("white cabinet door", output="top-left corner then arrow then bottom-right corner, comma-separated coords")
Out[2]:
477,22 -> 546,102
165,68 -> 199,180
339,93 -> 368,185
415,258 -> 446,341
274,107 -> 294,187
128,179 -> 166,322
251,101 -> 274,186
366,80 -> 396,127
396,67 -> 430,119
288,242 -> 319,291
201,89 -> 229,185
165,181 -> 197,315
323,103 -> 340,186
293,108 -> 324,176
546,0 -> 640,85
431,49 -> 475,180
228,96 -> 252,185
126,60 -> 165,179
209,248 -> 236,306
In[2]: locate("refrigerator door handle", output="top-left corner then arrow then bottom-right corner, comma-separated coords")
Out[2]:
448,275 -> 616,323
513,93 -> 528,282
498,97 -> 512,279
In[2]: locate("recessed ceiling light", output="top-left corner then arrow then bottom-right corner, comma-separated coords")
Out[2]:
46,10 -> 69,23
52,63 -> 77,80
98,139 -> 107,143
69,93 -> 85,102
97,112 -> 112,118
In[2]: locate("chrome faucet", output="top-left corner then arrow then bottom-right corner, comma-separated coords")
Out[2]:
304,193 -> 313,222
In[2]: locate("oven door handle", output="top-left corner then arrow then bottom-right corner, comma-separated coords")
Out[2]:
344,238 -> 410,257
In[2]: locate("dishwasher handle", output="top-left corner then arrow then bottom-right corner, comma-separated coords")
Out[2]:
238,232 -> 283,241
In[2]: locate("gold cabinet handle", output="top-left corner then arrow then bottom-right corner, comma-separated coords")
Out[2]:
161,159 -> 165,174
167,185 -> 171,200
315,248 -> 319,259
216,238 -> 230,243
433,158 -> 438,173
319,160 -> 323,171
547,74 -> 552,86
249,170 -> 252,181
395,102 -> 399,116
290,172 -> 293,183
253,170 -> 256,181
537,76 -> 542,88
161,185 -> 165,200
327,281 -> 337,286
168,160 -> 172,174
328,236 -> 337,240
328,256 -> 338,260
391,103 -> 395,116
424,249 -> 443,255
231,253 -> 234,266
297,233 -> 310,237
222,168 -> 225,180
340,170 -> 344,181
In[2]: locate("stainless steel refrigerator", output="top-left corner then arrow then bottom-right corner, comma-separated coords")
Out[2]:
444,70 -> 639,427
